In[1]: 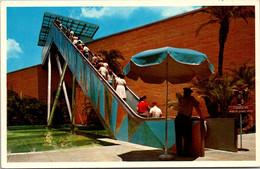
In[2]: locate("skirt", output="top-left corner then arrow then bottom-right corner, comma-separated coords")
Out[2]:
116,85 -> 126,99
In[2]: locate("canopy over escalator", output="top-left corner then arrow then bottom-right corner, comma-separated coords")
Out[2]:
37,12 -> 99,46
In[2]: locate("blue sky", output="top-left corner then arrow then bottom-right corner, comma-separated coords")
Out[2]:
6,6 -> 201,73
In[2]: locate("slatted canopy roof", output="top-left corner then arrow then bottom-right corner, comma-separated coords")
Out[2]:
38,12 -> 99,46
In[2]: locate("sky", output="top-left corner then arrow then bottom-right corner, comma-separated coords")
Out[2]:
6,6 -> 202,73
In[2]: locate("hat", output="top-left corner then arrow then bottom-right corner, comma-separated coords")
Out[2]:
183,88 -> 193,93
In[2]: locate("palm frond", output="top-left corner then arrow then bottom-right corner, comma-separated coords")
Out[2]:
192,74 -> 237,116
195,19 -> 218,36
231,6 -> 255,23
227,58 -> 255,89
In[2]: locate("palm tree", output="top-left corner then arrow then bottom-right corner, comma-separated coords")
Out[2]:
98,49 -> 125,75
196,6 -> 254,76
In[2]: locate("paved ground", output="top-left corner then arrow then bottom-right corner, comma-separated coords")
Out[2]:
197,133 -> 256,161
5,133 -> 257,164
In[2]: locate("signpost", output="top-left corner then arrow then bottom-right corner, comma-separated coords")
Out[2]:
229,105 -> 253,151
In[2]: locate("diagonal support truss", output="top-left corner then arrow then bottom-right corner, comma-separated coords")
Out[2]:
55,54 -> 72,120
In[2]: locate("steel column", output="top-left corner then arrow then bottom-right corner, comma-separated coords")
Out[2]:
47,53 -> 51,122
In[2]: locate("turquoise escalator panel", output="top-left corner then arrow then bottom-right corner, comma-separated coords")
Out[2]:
115,115 -> 128,142
110,98 -> 118,135
99,83 -> 105,119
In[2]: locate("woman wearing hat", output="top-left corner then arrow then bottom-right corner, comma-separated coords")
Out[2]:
175,88 -> 204,157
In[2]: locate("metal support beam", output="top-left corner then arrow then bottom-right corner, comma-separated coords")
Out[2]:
55,54 -> 72,120
47,53 -> 51,122
47,62 -> 68,127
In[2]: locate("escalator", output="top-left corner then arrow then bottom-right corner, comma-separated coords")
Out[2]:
41,23 -> 204,156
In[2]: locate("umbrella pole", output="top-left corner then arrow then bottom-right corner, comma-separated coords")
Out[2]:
159,57 -> 174,160
165,79 -> 169,154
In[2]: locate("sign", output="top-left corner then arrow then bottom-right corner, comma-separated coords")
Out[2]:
228,105 -> 253,114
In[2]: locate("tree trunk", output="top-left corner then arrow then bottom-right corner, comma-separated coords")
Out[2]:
218,41 -> 225,76
218,19 -> 229,76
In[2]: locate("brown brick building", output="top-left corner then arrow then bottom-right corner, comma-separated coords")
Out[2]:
7,8 -> 255,124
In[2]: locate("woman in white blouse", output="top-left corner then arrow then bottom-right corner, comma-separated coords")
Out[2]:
115,74 -> 127,101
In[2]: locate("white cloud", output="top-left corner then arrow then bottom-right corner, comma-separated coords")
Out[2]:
148,6 -> 201,17
81,7 -> 109,18
7,39 -> 23,59
80,7 -> 139,19
74,6 -> 201,21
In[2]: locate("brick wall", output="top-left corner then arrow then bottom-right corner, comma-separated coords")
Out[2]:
85,8 -> 255,117
74,84 -> 88,124
37,65 -> 48,101
7,65 -> 42,99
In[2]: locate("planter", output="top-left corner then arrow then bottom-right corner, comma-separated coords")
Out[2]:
205,118 -> 237,152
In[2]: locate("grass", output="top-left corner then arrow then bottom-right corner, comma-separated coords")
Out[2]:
7,125 -> 113,153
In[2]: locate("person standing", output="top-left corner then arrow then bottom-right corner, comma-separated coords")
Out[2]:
92,55 -> 98,65
77,41 -> 84,54
137,96 -> 150,117
107,69 -> 115,86
99,63 -> 108,80
69,30 -> 74,41
149,102 -> 162,118
83,44 -> 90,59
72,36 -> 79,45
175,88 -> 204,157
115,74 -> 127,101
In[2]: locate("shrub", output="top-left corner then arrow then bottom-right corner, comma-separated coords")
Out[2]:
7,90 -> 47,126
192,74 -> 236,117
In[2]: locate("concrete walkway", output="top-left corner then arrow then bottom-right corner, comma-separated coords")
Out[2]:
6,133 -> 256,163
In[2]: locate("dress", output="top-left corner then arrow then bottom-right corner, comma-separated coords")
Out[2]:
175,96 -> 200,156
115,77 -> 126,99
150,106 -> 162,117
